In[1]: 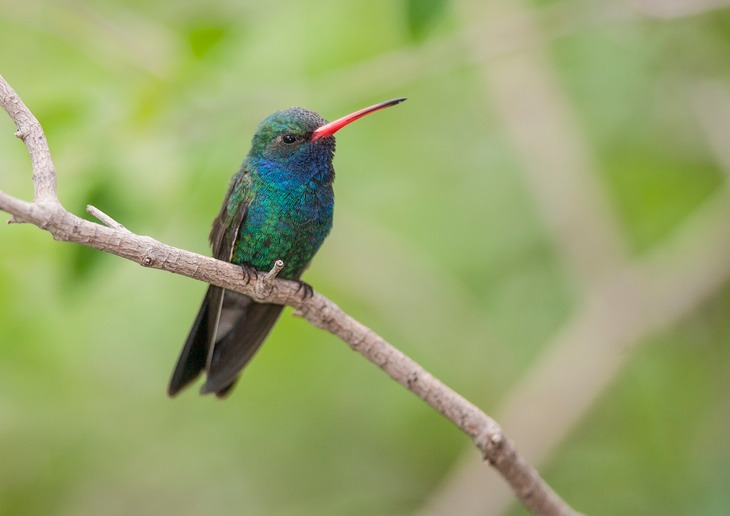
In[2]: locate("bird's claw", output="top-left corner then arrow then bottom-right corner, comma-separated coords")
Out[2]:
240,264 -> 257,284
295,280 -> 314,299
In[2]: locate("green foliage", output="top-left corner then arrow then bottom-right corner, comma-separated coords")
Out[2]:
1,1 -> 729,515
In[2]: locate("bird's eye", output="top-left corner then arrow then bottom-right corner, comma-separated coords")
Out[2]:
282,134 -> 297,144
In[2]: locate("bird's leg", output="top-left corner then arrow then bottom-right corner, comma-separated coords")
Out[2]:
239,263 -> 258,284
295,280 -> 314,299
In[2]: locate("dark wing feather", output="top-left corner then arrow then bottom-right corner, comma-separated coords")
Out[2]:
168,171 -> 251,397
209,175 -> 249,262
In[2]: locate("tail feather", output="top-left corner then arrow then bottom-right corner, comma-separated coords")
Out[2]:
168,286 -> 283,397
201,298 -> 283,395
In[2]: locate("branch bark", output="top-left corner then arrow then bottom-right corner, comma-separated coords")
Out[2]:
0,74 -> 578,516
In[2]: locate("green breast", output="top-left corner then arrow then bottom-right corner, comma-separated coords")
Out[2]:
231,184 -> 334,279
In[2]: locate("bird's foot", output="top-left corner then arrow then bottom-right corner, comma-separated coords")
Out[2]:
295,280 -> 314,299
239,263 -> 257,284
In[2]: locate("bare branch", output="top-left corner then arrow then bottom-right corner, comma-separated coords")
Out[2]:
0,77 -> 58,205
0,74 -> 578,516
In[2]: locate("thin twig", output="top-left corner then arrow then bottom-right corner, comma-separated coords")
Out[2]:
87,204 -> 126,230
263,259 -> 284,285
0,74 -> 579,516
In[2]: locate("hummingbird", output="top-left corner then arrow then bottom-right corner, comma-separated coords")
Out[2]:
168,97 -> 406,398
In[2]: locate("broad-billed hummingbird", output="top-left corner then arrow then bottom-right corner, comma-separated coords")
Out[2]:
168,98 -> 406,398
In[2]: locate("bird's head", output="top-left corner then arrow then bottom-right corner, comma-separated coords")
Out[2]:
247,98 -> 406,183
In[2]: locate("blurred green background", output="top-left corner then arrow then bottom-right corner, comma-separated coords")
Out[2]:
2,0 -> 730,514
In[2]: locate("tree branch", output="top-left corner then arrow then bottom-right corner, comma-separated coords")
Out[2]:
0,74 -> 578,516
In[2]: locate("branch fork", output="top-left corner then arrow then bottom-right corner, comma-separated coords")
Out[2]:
255,259 -> 285,298
87,205 -> 126,230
